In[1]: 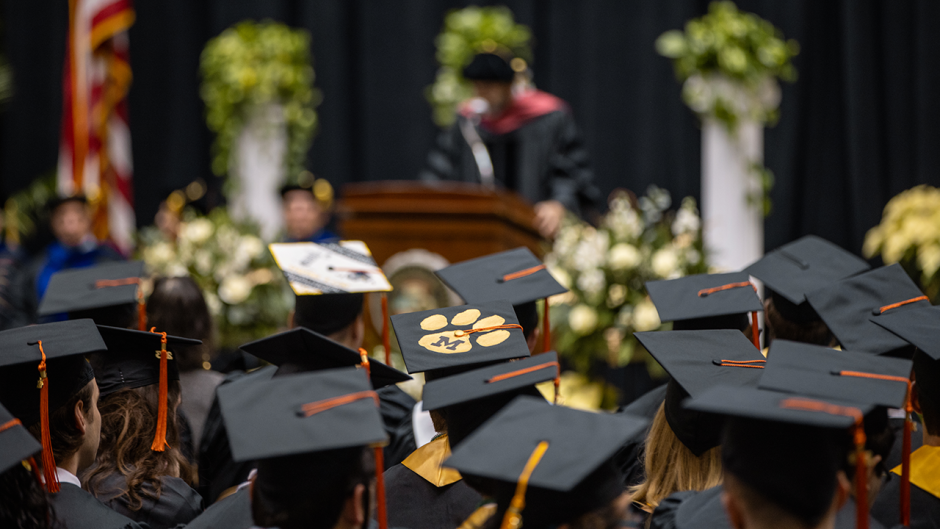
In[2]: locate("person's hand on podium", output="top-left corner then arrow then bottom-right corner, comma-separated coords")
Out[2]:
534,200 -> 565,240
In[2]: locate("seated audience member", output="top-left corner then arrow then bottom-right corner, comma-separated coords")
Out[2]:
445,395 -> 648,529
0,320 -> 144,529
280,177 -> 337,243
185,368 -> 388,529
146,276 -> 221,454
744,235 -> 870,347
83,326 -> 203,529
0,401 -> 53,528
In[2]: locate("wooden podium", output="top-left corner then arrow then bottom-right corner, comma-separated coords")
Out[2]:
336,181 -> 544,266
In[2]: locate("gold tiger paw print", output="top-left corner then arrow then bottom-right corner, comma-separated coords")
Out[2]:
418,309 -> 512,354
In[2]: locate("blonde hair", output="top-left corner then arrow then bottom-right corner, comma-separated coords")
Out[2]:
629,402 -> 723,512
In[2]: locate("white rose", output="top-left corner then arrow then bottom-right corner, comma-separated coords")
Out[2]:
576,269 -> 606,298
218,275 -> 253,304
609,244 -> 641,271
146,241 -> 175,267
672,207 -> 701,236
607,284 -> 627,308
632,298 -> 661,332
194,250 -> 213,275
238,235 -> 265,260
181,218 -> 214,245
568,304 -> 598,336
204,292 -> 222,317
652,248 -> 680,279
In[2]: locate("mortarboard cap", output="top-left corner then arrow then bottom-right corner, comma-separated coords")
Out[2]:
759,340 -> 913,409
645,272 -> 762,330
219,367 -> 387,462
422,351 -> 559,411
391,301 -> 530,376
634,329 -> 766,455
0,319 -> 106,492
806,264 -> 930,355
38,261 -> 146,326
434,247 -> 567,307
0,401 -> 42,475
239,327 -> 411,388
445,395 -> 647,527
270,241 -> 391,296
90,325 -> 201,397
870,304 -> 940,361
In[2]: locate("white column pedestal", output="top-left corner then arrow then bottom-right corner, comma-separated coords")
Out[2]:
229,103 -> 287,241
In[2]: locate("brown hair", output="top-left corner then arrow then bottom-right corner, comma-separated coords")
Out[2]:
629,402 -> 723,513
764,298 -> 835,348
146,276 -> 215,371
83,381 -> 194,510
27,381 -> 95,464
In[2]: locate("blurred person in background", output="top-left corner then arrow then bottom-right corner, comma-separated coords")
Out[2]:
280,174 -> 337,244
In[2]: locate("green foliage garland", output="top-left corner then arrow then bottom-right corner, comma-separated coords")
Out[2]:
200,20 -> 320,183
426,5 -> 532,127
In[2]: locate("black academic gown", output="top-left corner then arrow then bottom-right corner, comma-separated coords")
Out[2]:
650,486 -> 885,529
614,384 -> 667,487
384,463 -> 481,529
420,108 -> 601,219
183,486 -> 252,529
93,474 -> 202,529
48,483 -> 146,529
871,446 -> 940,529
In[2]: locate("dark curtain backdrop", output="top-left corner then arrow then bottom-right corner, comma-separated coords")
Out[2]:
1,0 -> 938,256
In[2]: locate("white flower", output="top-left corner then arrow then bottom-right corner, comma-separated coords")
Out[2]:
547,264 -> 572,290
652,247 -> 680,279
145,241 -> 176,267
238,235 -> 265,261
609,243 -> 641,271
686,249 -> 702,266
218,275 -> 253,304
181,218 -> 214,245
672,207 -> 701,236
571,228 -> 609,272
194,250 -> 213,275
166,263 -> 189,278
568,304 -> 598,336
204,292 -> 222,316
576,269 -> 605,298
607,284 -> 627,308
632,298 -> 661,331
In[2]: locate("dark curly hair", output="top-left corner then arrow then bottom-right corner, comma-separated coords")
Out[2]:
83,381 -> 195,510
0,461 -> 54,528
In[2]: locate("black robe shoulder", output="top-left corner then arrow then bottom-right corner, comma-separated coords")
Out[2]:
871,471 -> 940,529
184,486 -> 252,529
93,474 -> 202,529
384,463 -> 481,529
48,483 -> 146,529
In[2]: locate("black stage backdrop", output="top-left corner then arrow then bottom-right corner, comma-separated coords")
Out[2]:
1,0 -> 938,256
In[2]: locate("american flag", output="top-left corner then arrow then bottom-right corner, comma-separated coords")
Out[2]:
58,0 -> 136,254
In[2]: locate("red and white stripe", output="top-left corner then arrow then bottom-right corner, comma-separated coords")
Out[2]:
58,0 -> 136,254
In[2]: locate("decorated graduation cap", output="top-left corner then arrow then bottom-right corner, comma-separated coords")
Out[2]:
89,325 -> 202,452
445,395 -> 648,529
270,241 -> 396,364
634,329 -> 766,455
435,247 -> 567,352
686,386 -> 876,529
423,351 -> 560,410
806,264 -> 930,356
391,301 -> 530,377
646,272 -> 763,348
0,319 -> 106,492
38,261 -> 147,330
0,401 -> 42,476
218,368 -> 390,528
239,327 -> 411,388
745,235 -> 870,322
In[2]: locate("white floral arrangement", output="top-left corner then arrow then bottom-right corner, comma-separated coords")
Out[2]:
546,187 -> 708,376
138,208 -> 292,349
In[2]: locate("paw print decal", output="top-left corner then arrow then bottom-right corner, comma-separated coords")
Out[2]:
418,308 -> 513,354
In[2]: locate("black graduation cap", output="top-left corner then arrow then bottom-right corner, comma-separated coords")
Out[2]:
0,319 -> 106,491
90,325 -> 202,397
760,340 -> 913,409
37,261 -> 145,317
0,401 -> 42,475
445,395 -> 648,528
745,235 -> 870,322
238,327 -> 411,388
686,386 -> 875,529
218,367 -> 387,462
435,248 -> 567,307
806,264 -> 930,355
645,272 -> 762,330
422,351 -> 559,411
391,301 -> 530,376
870,304 -> 940,361
462,53 -> 515,83
634,329 -> 766,455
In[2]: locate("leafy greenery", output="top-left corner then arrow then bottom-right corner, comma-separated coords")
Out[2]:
200,20 -> 320,184
426,5 -> 532,127
3,173 -> 57,246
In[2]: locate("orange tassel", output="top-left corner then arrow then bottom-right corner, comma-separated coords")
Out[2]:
901,394 -> 912,526
27,457 -> 44,491
381,294 -> 391,366
542,298 -> 551,354
750,312 -> 760,350
149,328 -> 168,452
375,446 -> 388,529
853,423 -> 868,529
138,289 -> 146,331
34,341 -> 59,493
359,348 -> 371,376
